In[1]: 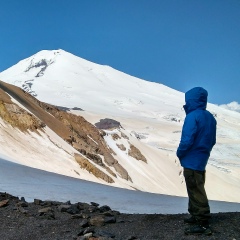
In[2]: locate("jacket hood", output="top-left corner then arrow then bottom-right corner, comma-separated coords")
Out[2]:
183,87 -> 208,114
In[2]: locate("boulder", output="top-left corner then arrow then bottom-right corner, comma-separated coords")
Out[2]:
95,118 -> 121,130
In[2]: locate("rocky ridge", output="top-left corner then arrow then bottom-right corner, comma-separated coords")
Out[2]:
0,80 -> 150,184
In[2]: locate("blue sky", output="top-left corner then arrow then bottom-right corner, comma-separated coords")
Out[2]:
0,0 -> 239,105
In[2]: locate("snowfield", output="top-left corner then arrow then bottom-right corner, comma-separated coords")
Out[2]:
1,157 -> 240,214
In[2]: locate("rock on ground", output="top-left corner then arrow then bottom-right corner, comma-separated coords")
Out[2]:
0,192 -> 239,240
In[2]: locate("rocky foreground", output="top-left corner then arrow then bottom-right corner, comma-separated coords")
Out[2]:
0,192 -> 239,240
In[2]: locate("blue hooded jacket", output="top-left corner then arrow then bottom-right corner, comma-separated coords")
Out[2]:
177,87 -> 217,171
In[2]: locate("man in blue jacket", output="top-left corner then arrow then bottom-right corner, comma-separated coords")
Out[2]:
177,87 -> 216,235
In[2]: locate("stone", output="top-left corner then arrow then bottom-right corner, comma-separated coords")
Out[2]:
0,199 -> 9,208
38,207 -> 55,219
89,215 -> 105,227
38,207 -> 53,214
79,219 -> 89,228
17,201 -> 28,207
97,230 -> 115,238
88,205 -> 98,213
84,232 -> 93,238
58,204 -> 71,212
95,118 -> 121,130
18,206 -> 28,214
83,226 -> 95,234
90,202 -> 99,207
99,205 -> 111,213
67,204 -> 80,214
34,199 -> 43,205
77,228 -> 85,236
41,201 -> 53,206
78,202 -> 91,210
102,211 -> 115,216
81,213 -> 90,219
104,216 -> 116,224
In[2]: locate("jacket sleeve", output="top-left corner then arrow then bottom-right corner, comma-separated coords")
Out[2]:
177,113 -> 197,159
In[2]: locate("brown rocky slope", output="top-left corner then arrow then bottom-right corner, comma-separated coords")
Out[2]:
0,80 -> 140,183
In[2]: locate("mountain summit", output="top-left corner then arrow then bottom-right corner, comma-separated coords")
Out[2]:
0,49 -> 183,115
0,49 -> 240,203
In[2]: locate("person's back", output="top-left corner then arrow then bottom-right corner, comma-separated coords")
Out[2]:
190,109 -> 216,154
177,87 -> 217,236
177,87 -> 216,171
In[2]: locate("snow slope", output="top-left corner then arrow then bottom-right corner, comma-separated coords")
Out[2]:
0,49 -> 240,204
1,156 -> 240,214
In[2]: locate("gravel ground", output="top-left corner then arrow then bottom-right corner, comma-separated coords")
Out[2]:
0,192 -> 239,240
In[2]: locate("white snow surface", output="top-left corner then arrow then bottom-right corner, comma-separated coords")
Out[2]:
1,156 -> 240,214
0,49 -> 240,213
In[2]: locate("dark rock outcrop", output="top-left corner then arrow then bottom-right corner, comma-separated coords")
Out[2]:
95,118 -> 121,130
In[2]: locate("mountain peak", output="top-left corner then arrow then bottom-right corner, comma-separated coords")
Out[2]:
0,49 -> 183,113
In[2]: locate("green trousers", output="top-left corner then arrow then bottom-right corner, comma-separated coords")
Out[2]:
184,168 -> 210,222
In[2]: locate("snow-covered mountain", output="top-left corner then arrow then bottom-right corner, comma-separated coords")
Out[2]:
0,49 -> 240,204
